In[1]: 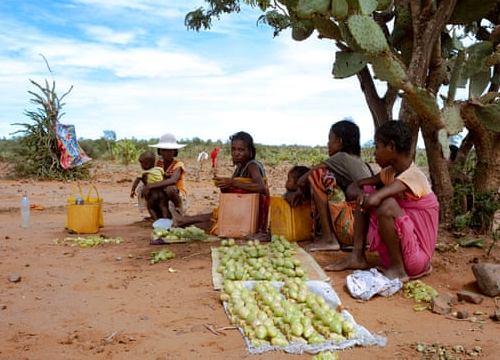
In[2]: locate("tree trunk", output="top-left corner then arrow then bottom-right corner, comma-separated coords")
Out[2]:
461,104 -> 500,192
420,122 -> 454,225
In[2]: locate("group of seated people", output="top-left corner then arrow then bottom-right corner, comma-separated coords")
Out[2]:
132,120 -> 439,283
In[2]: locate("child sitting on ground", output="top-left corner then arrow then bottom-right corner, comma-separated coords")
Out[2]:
284,165 -> 311,207
326,121 -> 439,282
130,151 -> 169,220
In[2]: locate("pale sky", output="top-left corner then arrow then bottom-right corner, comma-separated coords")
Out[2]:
1,0 -> 385,146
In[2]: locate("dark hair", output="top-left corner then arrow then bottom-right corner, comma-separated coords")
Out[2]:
288,165 -> 310,181
157,148 -> 178,157
230,131 -> 256,160
330,119 -> 361,156
139,150 -> 156,168
375,120 -> 412,154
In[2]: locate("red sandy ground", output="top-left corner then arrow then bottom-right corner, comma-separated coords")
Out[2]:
0,159 -> 498,360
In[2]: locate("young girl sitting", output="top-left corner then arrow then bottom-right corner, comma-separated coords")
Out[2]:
327,121 -> 439,282
165,131 -> 270,241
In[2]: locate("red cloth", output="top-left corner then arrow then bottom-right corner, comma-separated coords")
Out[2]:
210,147 -> 220,168
367,192 -> 439,277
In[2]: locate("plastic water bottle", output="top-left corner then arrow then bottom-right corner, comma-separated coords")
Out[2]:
20,193 -> 30,229
75,195 -> 84,205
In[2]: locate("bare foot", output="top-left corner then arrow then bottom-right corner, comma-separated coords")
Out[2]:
168,201 -> 182,227
304,237 -> 340,252
381,266 -> 409,282
324,254 -> 369,271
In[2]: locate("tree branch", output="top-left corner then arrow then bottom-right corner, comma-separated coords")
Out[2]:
356,67 -> 391,128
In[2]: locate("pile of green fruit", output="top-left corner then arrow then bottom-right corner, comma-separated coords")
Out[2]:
152,226 -> 207,242
403,280 -> 438,311
56,235 -> 123,248
150,248 -> 176,264
312,351 -> 338,360
221,279 -> 355,348
217,236 -> 307,281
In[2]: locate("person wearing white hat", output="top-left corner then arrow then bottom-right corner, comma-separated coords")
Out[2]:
142,133 -> 187,226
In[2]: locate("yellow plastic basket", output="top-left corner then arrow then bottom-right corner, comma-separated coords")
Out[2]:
66,184 -> 103,227
66,202 -> 100,234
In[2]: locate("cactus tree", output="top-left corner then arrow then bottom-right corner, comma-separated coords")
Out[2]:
186,0 -> 500,224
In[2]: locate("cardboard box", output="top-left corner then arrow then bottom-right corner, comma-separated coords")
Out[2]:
217,193 -> 259,238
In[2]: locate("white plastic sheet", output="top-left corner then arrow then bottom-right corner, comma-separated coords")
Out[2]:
223,281 -> 386,354
346,268 -> 403,301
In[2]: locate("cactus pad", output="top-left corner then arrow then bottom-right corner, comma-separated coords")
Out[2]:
376,0 -> 392,11
333,51 -> 368,78
347,15 -> 389,54
313,17 -> 341,40
371,52 -> 408,88
475,103 -> 500,133
441,104 -> 464,136
406,87 -> 442,127
296,0 -> 331,18
449,0 -> 500,25
461,41 -> 494,80
291,19 -> 315,41
331,0 -> 349,19
469,69 -> 491,98
353,0 -> 378,15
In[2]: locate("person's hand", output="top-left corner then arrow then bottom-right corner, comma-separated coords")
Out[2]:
284,191 -> 304,207
213,177 -> 232,189
358,192 -> 381,210
130,191 -> 135,199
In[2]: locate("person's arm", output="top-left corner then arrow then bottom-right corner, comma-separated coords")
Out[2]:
296,164 -> 326,188
215,162 -> 267,194
360,179 -> 407,209
130,177 -> 142,198
147,168 -> 182,190
283,190 -> 305,207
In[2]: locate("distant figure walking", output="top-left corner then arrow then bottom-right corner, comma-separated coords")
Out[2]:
210,147 -> 221,176
196,151 -> 209,181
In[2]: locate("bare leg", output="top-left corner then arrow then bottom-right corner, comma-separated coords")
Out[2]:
168,202 -> 212,231
305,185 -> 340,252
325,205 -> 370,271
376,198 -> 409,281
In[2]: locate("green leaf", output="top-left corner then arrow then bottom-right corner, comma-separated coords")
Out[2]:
333,51 -> 367,79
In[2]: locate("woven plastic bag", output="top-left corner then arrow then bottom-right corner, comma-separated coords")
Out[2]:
66,184 -> 103,227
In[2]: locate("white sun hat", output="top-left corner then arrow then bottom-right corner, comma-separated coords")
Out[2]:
149,133 -> 186,149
